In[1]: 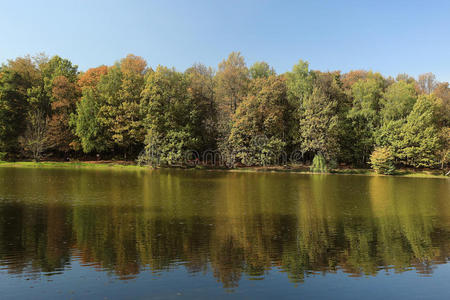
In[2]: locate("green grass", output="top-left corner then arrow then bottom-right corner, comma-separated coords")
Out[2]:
391,169 -> 448,178
0,161 -> 146,170
0,161 -> 447,178
206,165 -> 448,178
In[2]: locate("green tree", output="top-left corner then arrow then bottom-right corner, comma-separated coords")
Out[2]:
369,147 -> 396,174
286,60 -> 314,106
214,52 -> 249,157
229,75 -> 289,165
285,60 -> 315,150
0,69 -> 28,153
26,55 -> 80,155
140,66 -> 202,165
0,55 -> 43,156
101,55 -> 147,156
375,81 -> 418,159
347,74 -> 386,164
310,153 -> 328,173
298,87 -> 340,160
185,63 -> 217,152
72,65 -> 109,153
432,82 -> 450,168
74,55 -> 147,157
215,52 -> 249,114
73,88 -> 110,153
397,95 -> 441,167
249,61 -> 275,79
396,73 -> 417,85
6,55 -> 42,92
380,81 -> 417,121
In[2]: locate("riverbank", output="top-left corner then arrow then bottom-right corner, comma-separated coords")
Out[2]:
0,160 -> 142,170
0,160 -> 448,178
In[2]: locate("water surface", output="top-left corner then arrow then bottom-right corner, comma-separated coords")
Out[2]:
0,167 -> 449,299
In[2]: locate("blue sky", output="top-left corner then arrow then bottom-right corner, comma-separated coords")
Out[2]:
1,0 -> 449,81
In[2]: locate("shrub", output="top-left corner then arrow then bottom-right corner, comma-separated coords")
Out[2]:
0,152 -> 6,161
310,153 -> 328,173
369,147 -> 396,175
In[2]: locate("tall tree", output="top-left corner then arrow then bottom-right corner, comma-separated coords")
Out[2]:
215,52 -> 249,114
286,60 -> 314,105
74,55 -> 147,156
285,60 -> 315,150
214,52 -> 249,156
432,82 -> 450,168
397,95 -> 441,167
375,81 -> 417,158
78,65 -> 108,89
313,71 -> 350,162
418,72 -> 437,95
140,66 -> 201,164
26,55 -> 81,154
185,63 -> 217,152
46,75 -> 81,152
73,66 -> 111,153
0,69 -> 28,153
298,87 -> 340,160
380,81 -> 417,121
106,55 -> 147,156
396,73 -> 416,85
0,55 -> 42,155
141,66 -> 199,164
18,108 -> 48,161
433,82 -> 450,127
249,61 -> 275,79
347,74 -> 386,164
342,70 -> 368,91
6,55 -> 42,91
73,87 -> 110,153
229,75 -> 289,165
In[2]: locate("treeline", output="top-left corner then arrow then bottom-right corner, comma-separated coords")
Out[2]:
0,52 -> 448,171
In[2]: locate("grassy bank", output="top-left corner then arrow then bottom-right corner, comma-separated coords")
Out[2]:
0,160 -> 448,178
217,165 -> 448,178
0,161 -> 142,170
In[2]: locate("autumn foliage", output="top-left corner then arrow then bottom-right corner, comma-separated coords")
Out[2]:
0,52 -> 448,171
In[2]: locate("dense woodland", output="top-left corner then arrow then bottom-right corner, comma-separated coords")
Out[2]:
0,52 -> 448,172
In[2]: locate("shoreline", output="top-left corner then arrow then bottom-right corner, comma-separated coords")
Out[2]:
0,161 -> 448,179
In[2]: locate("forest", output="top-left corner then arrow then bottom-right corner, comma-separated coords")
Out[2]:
0,52 -> 448,173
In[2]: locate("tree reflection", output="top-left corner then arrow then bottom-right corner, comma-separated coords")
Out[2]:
0,168 -> 448,288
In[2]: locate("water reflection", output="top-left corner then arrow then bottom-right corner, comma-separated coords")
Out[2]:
0,168 -> 448,289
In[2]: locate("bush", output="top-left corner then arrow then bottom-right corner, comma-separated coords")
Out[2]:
310,153 -> 328,173
369,147 -> 396,175
0,152 -> 7,161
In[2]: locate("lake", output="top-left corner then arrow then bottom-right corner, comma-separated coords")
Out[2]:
0,167 -> 449,299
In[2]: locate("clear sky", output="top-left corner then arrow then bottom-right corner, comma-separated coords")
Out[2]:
1,0 -> 449,81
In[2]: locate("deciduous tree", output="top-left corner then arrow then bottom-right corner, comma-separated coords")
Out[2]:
0,69 -> 28,153
397,95 -> 441,167
229,75 -> 289,165
249,61 -> 275,79
140,66 -> 200,164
